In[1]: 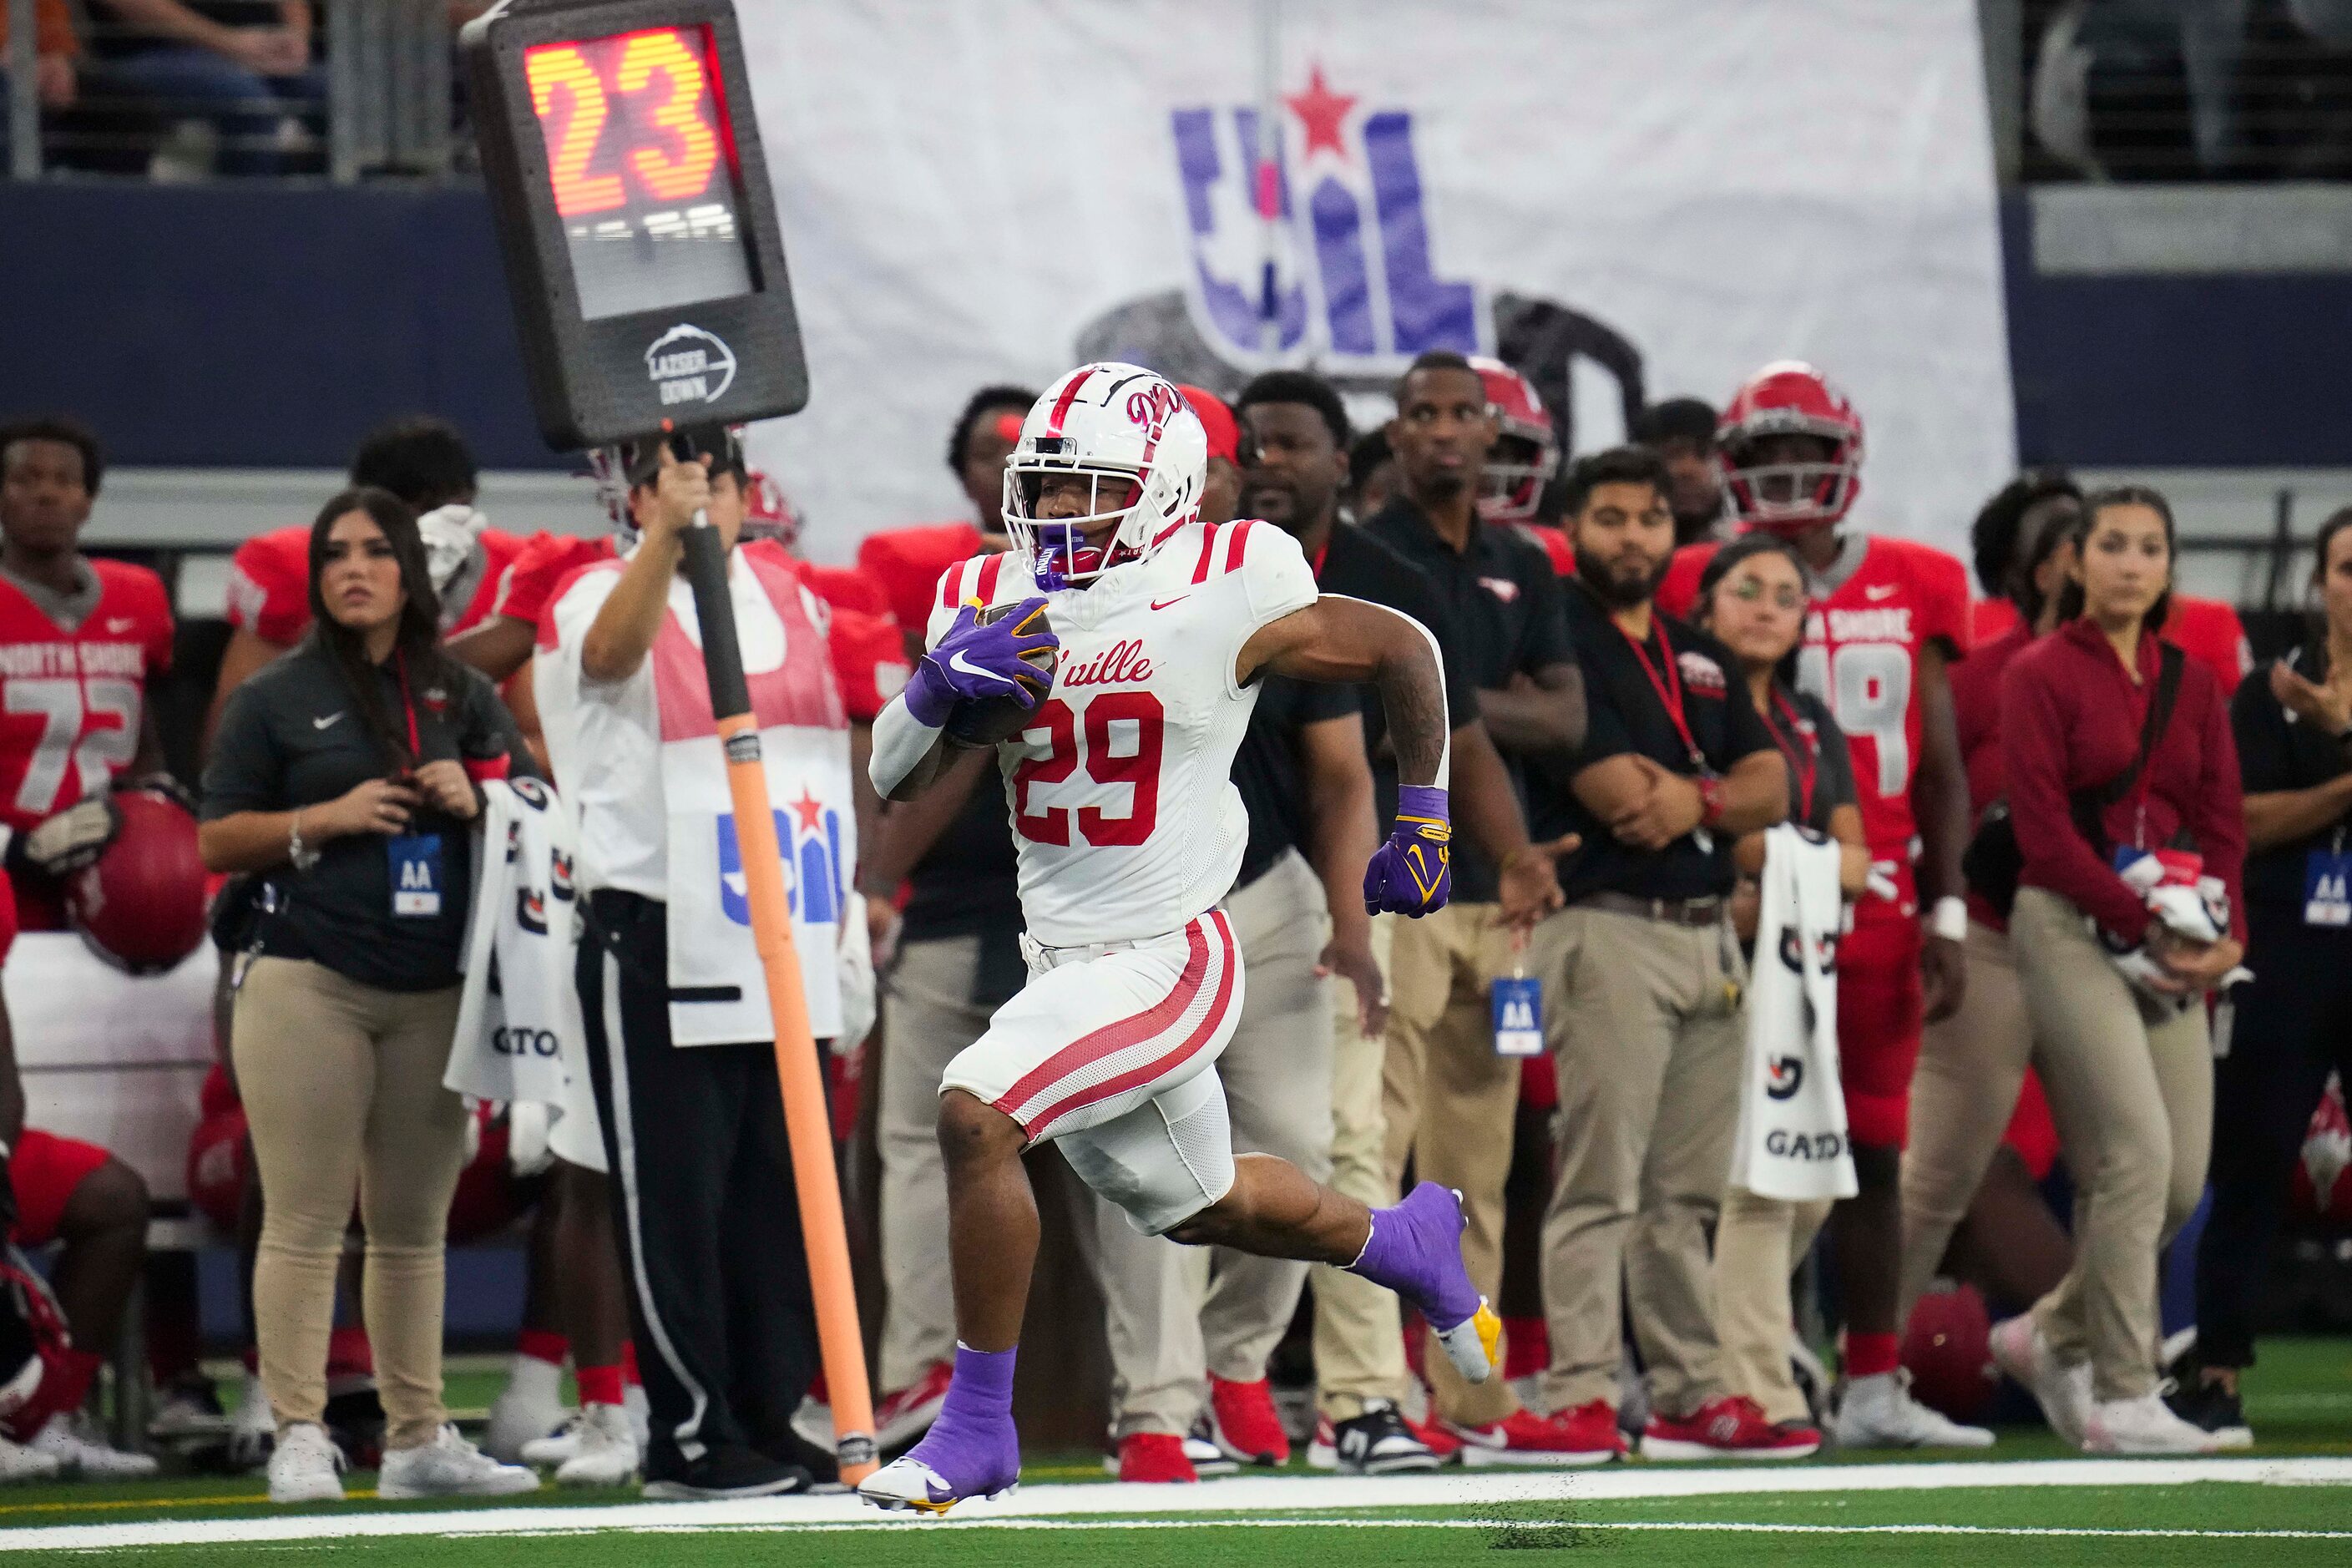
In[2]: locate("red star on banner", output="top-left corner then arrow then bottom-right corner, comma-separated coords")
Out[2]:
1285,63 -> 1356,160
788,789 -> 825,836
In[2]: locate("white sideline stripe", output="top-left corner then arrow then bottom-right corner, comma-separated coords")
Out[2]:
1,1458 -> 2346,1553
438,1519 -> 2351,1542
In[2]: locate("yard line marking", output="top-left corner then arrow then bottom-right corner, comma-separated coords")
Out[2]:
0,1457 -> 2345,1553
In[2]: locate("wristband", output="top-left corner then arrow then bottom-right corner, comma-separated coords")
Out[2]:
1696,775 -> 1726,830
1931,895 -> 1968,943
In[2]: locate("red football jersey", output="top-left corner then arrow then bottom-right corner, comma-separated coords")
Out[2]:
227,524 -> 522,644
1661,534 -> 1970,867
0,560 -> 174,834
1518,522 -> 1576,577
1971,593 -> 2247,694
491,532 -> 619,630
766,548 -> 908,723
857,522 -> 985,648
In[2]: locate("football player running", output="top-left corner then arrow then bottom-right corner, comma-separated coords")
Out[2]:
1657,363 -> 1990,1449
862,365 -> 1500,1513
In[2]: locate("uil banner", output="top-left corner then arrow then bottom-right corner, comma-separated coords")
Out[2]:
738,1 -> 2013,563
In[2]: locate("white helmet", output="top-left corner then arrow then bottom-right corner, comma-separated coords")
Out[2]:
1003,363 -> 1206,589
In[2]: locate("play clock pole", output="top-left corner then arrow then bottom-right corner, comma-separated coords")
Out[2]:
462,0 -> 878,1481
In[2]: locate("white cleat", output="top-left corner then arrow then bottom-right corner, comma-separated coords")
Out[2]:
266,1423 -> 345,1505
2083,1392 -> 2223,1454
858,1453 -> 1015,1516
518,1414 -> 584,1469
483,1382 -> 569,1466
1830,1371 -> 1995,1449
0,1434 -> 60,1485
1990,1313 -> 2092,1448
551,1403 -> 640,1488
30,1412 -> 159,1479
377,1424 -> 541,1498
1436,1301 -> 1504,1387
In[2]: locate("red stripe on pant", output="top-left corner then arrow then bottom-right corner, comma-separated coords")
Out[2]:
1019,912 -> 1239,1140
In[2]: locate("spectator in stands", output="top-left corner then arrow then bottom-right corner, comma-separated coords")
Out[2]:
2179,505 -> 2352,1445
199,487 -> 537,1504
0,873 -> 157,1479
0,2 -> 80,124
1691,534 -> 1865,1447
1632,397 -> 1723,545
1992,485 -> 2243,1455
84,2 -> 324,176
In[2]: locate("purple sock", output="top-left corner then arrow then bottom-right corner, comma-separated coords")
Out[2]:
1344,1210 -> 1395,1281
938,1343 -> 1017,1429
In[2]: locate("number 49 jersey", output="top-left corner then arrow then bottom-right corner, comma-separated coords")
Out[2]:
0,560 -> 175,834
927,520 -> 1319,950
1661,533 -> 1968,867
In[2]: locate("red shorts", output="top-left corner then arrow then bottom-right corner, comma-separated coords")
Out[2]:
1836,908 -> 1924,1148
9,1129 -> 112,1247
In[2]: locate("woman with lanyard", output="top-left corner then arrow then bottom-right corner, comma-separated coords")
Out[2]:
1992,486 -> 2243,1454
1687,534 -> 1869,1446
2178,507 -> 2352,1445
200,489 -> 537,1505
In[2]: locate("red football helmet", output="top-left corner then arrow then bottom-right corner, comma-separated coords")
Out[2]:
1470,356 -> 1559,524
1717,361 -> 1864,533
2291,1072 -> 2352,1227
1899,1282 -> 1995,1423
65,788 -> 207,976
741,469 -> 804,550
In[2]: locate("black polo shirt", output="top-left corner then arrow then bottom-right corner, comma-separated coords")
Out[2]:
1361,499 -> 1572,901
200,640 -> 532,992
1309,522 -> 1492,898
1536,583 -> 1773,903
901,773 -> 1024,943
1234,674 -> 1358,887
2233,647 -> 2352,915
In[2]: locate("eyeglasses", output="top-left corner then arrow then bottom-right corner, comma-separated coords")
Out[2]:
1725,578 -> 1807,612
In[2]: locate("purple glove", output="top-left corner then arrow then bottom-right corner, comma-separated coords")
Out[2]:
904,598 -> 1059,727
1365,785 -> 1452,918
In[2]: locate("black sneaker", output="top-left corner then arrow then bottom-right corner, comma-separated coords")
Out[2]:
643,1444 -> 813,1500
2165,1378 -> 2253,1449
1319,1400 -> 1440,1476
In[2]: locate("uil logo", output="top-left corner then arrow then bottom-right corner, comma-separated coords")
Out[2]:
1765,1055 -> 1804,1101
717,789 -> 845,929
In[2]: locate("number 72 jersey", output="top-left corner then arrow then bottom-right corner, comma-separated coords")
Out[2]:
925,521 -> 1319,951
0,560 -> 174,834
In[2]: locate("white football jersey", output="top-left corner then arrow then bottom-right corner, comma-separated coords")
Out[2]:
924,521 -> 1319,948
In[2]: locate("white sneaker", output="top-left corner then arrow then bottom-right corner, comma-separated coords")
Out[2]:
623,1383 -> 650,1452
518,1414 -> 584,1469
0,1434 -> 60,1485
228,1372 -> 275,1471
30,1412 -> 160,1479
377,1425 -> 542,1499
148,1383 -> 229,1441
1990,1314 -> 2092,1447
483,1364 -> 570,1464
1830,1371 -> 1995,1449
2083,1391 -> 2223,1454
552,1403 -> 639,1488
266,1423 -> 345,1504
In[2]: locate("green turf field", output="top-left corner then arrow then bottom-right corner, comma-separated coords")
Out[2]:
0,1337 -> 2340,1564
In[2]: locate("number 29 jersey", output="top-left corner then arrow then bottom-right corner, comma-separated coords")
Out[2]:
0,559 -> 175,835
926,519 -> 1319,951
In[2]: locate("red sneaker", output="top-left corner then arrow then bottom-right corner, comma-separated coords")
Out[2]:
874,1360 -> 954,1449
1111,1432 -> 1199,1483
1407,1414 -> 1462,1462
1207,1376 -> 1291,1466
1445,1404 -> 1625,1468
1641,1395 -> 1819,1460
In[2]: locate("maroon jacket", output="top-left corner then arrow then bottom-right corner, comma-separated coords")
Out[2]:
2000,617 -> 2246,943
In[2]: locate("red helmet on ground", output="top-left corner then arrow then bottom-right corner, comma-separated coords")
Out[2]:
1717,361 -> 1864,534
1470,356 -> 1558,524
1900,1283 -> 1996,1424
65,788 -> 207,975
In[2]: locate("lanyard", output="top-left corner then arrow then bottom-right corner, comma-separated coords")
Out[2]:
1763,688 -> 1820,825
392,652 -> 422,761
1618,616 -> 1702,768
1308,540 -> 1329,580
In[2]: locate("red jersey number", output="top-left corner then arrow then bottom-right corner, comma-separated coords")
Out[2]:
1012,692 -> 1165,848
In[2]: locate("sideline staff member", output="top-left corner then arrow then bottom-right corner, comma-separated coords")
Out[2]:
1525,448 -> 1792,1461
200,488 -> 536,1505
535,430 -> 857,1500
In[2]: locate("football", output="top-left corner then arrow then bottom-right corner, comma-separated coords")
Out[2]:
943,600 -> 1058,749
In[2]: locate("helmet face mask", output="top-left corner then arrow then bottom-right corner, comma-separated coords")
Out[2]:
1004,364 -> 1206,591
1717,362 -> 1864,534
1468,357 -> 1559,525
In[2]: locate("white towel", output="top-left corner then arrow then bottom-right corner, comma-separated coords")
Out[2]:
1730,824 -> 1858,1201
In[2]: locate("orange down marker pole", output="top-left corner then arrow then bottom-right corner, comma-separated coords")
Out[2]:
680,518 -> 878,1483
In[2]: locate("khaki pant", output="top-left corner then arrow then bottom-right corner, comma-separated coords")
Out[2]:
1533,906 -> 1743,1416
1311,913 -> 1403,1421
1712,1188 -> 1832,1425
875,934 -> 994,1393
233,957 -> 468,1449
1899,919 -> 2034,1322
1081,852 -> 1336,1434
2010,888 -> 2214,1400
1383,900 -> 1524,1427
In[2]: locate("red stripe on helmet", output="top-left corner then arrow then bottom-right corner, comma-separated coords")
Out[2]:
1044,371 -> 1090,438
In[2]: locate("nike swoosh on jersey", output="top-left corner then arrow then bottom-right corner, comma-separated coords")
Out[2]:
104,617 -> 136,633
1150,595 -> 1190,610
1864,583 -> 1899,600
312,712 -> 346,730
948,650 -> 1015,685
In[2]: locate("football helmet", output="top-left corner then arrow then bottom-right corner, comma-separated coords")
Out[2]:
1717,362 -> 1864,533
1470,356 -> 1558,524
741,470 -> 804,549
1004,363 -> 1206,589
589,423 -> 746,543
66,787 -> 207,975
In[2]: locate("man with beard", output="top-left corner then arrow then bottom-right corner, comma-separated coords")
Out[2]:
1518,447 -> 1798,1461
